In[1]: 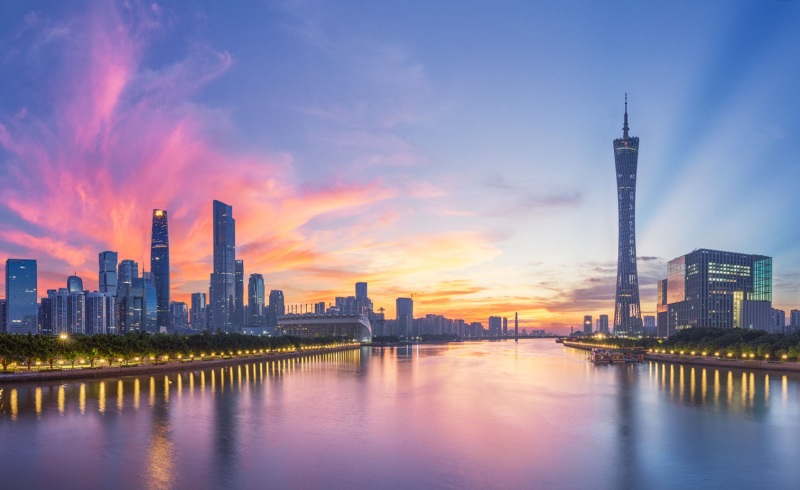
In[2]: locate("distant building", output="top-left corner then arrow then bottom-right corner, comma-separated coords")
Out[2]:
470,322 -> 483,338
0,299 -> 5,332
268,290 -> 285,329
138,271 -> 158,332
5,259 -> 38,334
66,274 -> 83,294
48,289 -> 69,335
248,273 -> 265,326
657,279 -> 669,337
503,317 -> 508,336
643,315 -> 656,336
356,282 -> 368,300
315,301 -> 326,314
792,310 -> 800,328
190,293 -> 207,330
210,200 -> 236,332
68,291 -> 85,334
39,297 -> 53,335
85,292 -> 107,335
170,302 -> 188,327
234,259 -> 244,326
599,314 -> 609,333
396,298 -> 413,337
659,249 -> 772,335
119,286 -> 146,333
99,251 -> 118,294
772,309 -> 786,334
117,260 -> 138,296
584,315 -> 592,334
151,209 -> 170,328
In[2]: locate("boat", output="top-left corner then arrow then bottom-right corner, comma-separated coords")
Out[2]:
588,348 -> 612,363
555,338 -> 564,344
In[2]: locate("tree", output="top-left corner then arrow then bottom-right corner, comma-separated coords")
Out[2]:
0,334 -> 24,371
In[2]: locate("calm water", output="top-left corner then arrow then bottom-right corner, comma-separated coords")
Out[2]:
2,340 -> 800,489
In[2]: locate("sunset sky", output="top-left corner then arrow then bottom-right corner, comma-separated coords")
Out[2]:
1,1 -> 799,332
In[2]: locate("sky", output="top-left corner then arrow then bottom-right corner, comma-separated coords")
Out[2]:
0,0 -> 799,333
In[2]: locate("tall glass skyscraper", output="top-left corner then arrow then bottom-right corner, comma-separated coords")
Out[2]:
267,290 -> 284,328
613,95 -> 643,337
235,259 -> 244,326
151,209 -> 170,328
117,260 -> 138,296
396,297 -> 413,338
99,251 -> 118,294
248,273 -> 265,326
4,259 -> 38,334
210,200 -> 235,331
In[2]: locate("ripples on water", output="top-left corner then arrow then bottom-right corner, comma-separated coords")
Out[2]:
1,342 -> 800,490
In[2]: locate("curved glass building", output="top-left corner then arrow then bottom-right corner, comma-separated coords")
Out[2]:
613,95 -> 643,337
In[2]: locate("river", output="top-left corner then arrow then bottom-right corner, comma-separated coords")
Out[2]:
1,340 -> 799,489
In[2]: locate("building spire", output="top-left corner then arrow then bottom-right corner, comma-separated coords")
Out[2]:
622,93 -> 629,139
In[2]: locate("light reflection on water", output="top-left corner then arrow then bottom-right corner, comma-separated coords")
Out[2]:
1,342 -> 800,489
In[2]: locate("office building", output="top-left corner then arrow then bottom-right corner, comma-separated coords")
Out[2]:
792,310 -> 800,328
119,286 -> 146,333
170,302 -> 188,327
0,299 -> 5,332
659,249 -> 772,335
210,200 -> 236,331
315,302 -> 326,314
117,260 -> 138,295
598,314 -> 609,333
5,259 -> 38,334
99,251 -> 118,294
643,315 -> 656,336
39,297 -> 53,335
235,259 -> 244,326
66,274 -> 83,293
396,298 -> 413,337
151,209 -> 170,328
657,279 -> 669,337
248,273 -> 265,326
488,316 -> 502,337
772,309 -> 786,334
613,96 -> 643,337
139,271 -> 158,332
268,290 -> 285,328
103,293 -> 117,334
503,317 -> 508,336
191,293 -> 207,330
584,315 -> 592,334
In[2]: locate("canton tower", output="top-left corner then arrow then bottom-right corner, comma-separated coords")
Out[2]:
613,94 -> 642,336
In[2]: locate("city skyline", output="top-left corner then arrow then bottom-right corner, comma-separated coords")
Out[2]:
0,2 -> 799,332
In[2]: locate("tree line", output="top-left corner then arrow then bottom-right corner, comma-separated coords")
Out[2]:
576,328 -> 800,360
0,332 -> 356,372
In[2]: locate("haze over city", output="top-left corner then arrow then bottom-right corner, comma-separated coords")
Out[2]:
0,1 -> 798,332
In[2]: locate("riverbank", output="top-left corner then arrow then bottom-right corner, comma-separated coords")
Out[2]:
0,344 -> 362,384
563,341 -> 800,372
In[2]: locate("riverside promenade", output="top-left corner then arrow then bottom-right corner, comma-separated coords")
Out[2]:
564,340 -> 800,373
0,344 -> 362,384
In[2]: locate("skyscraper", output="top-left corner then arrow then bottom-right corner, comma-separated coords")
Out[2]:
598,314 -> 609,333
99,251 -> 118,294
4,259 -> 38,334
151,209 -> 170,328
584,315 -> 592,334
613,95 -> 643,337
356,282 -> 368,300
67,291 -> 85,334
657,279 -> 669,337
67,274 -> 83,293
85,292 -> 107,335
48,289 -> 69,335
235,259 -> 244,326
248,273 -> 265,326
39,297 -> 53,335
396,298 -> 413,337
191,293 -> 207,329
210,200 -> 235,331
139,270 -> 158,332
117,260 -> 139,295
268,290 -> 285,328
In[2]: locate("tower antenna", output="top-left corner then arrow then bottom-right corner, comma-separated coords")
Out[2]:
622,93 -> 629,139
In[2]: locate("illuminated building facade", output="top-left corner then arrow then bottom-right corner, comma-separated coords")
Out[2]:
210,200 -> 235,331
151,209 -> 170,328
4,259 -> 38,334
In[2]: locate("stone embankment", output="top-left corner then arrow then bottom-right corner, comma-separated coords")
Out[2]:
563,341 -> 800,372
0,344 -> 362,384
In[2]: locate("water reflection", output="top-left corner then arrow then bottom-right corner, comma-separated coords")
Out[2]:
2,345 -> 800,489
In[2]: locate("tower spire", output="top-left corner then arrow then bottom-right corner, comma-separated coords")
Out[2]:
622,93 -> 629,139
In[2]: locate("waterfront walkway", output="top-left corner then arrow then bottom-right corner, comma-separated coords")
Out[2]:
0,344 -> 362,384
